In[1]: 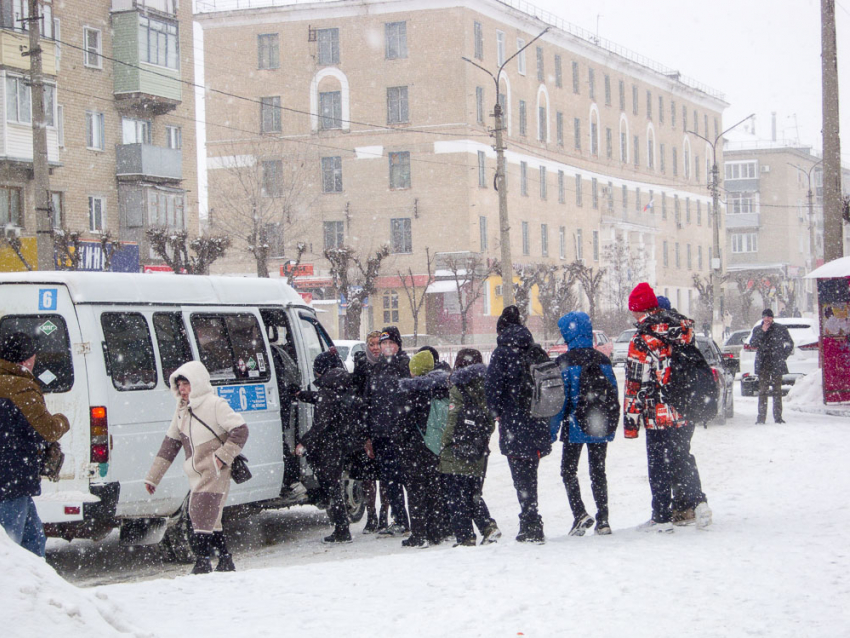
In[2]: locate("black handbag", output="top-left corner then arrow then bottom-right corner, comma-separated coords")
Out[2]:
188,408 -> 252,484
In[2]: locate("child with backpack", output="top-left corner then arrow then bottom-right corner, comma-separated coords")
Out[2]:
551,311 -> 620,536
440,348 -> 501,547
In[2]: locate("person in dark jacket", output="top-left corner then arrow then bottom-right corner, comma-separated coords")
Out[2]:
294,348 -> 363,543
440,348 -> 500,546
364,327 -> 411,535
550,312 -> 618,537
485,305 -> 551,543
749,309 -> 794,424
0,332 -> 70,557
397,350 -> 450,547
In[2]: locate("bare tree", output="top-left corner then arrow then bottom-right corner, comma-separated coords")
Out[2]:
751,272 -> 781,311
693,272 -> 731,327
209,136 -> 315,277
146,228 -> 231,275
98,231 -> 125,272
283,242 -> 308,287
730,272 -> 759,329
603,237 -> 646,317
53,228 -> 83,271
443,252 -> 498,344
568,261 -> 606,322
537,265 -> 578,340
1,234 -> 33,270
398,248 -> 435,348
325,245 -> 391,339
512,263 -> 544,324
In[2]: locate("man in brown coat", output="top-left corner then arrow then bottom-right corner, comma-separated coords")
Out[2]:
0,332 -> 70,557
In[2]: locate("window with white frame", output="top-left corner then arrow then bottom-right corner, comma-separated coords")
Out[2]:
122,117 -> 151,144
317,28 -> 340,65
147,189 -> 185,229
257,33 -> 279,69
0,186 -> 23,227
261,96 -> 281,133
44,84 -> 55,127
522,221 -> 529,255
725,161 -> 758,180
541,223 -> 548,256
166,125 -> 182,149
538,106 -> 546,141
261,159 -> 283,198
50,191 -> 63,229
385,21 -> 408,59
478,150 -> 486,188
389,151 -> 411,189
322,156 -> 343,193
732,232 -> 758,253
479,216 -> 487,250
319,91 -> 342,130
5,76 -> 31,124
139,15 -> 179,69
323,221 -> 344,249
86,111 -> 105,150
383,291 -> 399,323
496,30 -> 505,66
83,27 -> 102,68
387,86 -> 409,124
473,21 -> 484,60
390,217 -> 412,253
89,196 -> 105,231
516,38 -> 526,74
729,192 -> 757,214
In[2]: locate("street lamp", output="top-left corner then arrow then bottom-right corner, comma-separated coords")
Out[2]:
689,113 -> 754,335
788,159 -> 824,271
462,27 -> 549,307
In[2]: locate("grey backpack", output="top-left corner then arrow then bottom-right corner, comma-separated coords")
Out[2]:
523,344 -> 566,418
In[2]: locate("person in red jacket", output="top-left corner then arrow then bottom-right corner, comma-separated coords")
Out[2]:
623,283 -> 711,532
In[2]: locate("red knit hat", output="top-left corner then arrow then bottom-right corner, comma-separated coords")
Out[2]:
628,282 -> 658,312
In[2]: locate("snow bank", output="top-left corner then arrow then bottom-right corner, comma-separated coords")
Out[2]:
0,528 -> 149,637
785,370 -> 822,406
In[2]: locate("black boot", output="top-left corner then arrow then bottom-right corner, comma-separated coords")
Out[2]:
363,512 -> 379,534
323,526 -> 353,544
377,508 -> 389,532
190,533 -> 213,575
212,531 -> 236,572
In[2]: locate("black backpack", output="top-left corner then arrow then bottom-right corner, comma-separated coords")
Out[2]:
574,359 -> 621,438
451,385 -> 491,461
661,341 -> 718,424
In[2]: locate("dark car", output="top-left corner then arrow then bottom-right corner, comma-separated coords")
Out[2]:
721,329 -> 751,376
695,335 -> 735,425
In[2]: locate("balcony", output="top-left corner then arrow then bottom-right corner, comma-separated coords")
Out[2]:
116,143 -> 182,182
725,213 -> 760,229
0,30 -> 57,76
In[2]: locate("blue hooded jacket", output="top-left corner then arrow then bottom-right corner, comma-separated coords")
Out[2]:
550,311 -> 618,444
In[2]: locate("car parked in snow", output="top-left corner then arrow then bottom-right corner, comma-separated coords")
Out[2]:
332,340 -> 366,372
695,335 -> 735,425
611,328 -> 638,366
721,329 -> 752,376
546,330 -> 614,359
739,318 -> 820,396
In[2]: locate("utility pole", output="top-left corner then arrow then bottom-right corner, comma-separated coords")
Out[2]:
690,113 -> 754,336
463,27 -> 549,308
821,0 -> 844,261
25,0 -> 54,271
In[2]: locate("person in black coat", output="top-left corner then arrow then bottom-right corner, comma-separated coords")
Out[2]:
294,349 -> 363,543
485,306 -> 552,543
749,309 -> 794,424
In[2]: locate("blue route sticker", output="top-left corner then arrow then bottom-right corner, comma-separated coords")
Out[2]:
217,385 -> 268,412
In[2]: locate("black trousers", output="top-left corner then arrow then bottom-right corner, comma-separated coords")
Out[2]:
561,441 -> 608,521
442,474 -> 495,543
758,370 -> 783,421
645,424 -> 706,523
312,456 -> 348,531
404,452 -> 444,543
507,456 -> 543,534
372,436 -> 409,529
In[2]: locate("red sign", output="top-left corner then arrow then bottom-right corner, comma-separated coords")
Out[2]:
144,265 -> 175,273
299,292 -> 313,304
281,263 -> 314,277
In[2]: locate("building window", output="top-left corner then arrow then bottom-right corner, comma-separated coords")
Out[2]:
261,160 -> 283,198
139,15 -> 179,70
725,161 -> 758,179
697,201 -> 702,225
647,138 -> 654,169
574,118 -> 581,151
479,215 -> 487,250
476,86 -> 484,124
85,110 -> 105,150
516,38 -> 526,74
556,111 -> 564,146
632,84 -> 638,115
663,241 -> 668,267
385,21 -> 408,59
672,147 -> 678,177
687,244 -> 692,270
387,86 -> 409,124
576,228 -> 583,261
496,30 -> 505,66
539,166 -> 547,200
389,151 -> 411,189
633,135 -> 639,167
474,21 -> 484,60
635,187 -> 641,211
588,67 -> 595,100
661,192 -> 667,219
620,132 -> 627,163
684,146 -> 691,179
698,245 -> 703,270
729,192 -> 756,214
559,226 -> 566,259
607,181 -> 614,211
714,117 -> 720,140
538,106 -> 547,141
522,221 -> 529,255
147,189 -> 185,230
660,143 -> 666,173
558,170 -> 565,204
591,177 -> 598,209
57,104 -> 64,146
622,184 -> 628,210
519,100 -> 527,136
646,90 -> 652,119
593,230 -> 599,261
390,217 -> 412,253
382,291 -> 399,323
554,54 -> 562,88
658,96 -> 664,124
317,28 -> 340,65
5,76 -> 30,123
540,224 -> 548,256
536,46 -> 544,81
122,117 -> 151,144
618,79 -> 625,111
732,232 -> 758,253
89,196 -> 105,232
323,220 -> 344,249
591,120 -> 598,156
575,174 -> 582,206
683,105 -> 688,131
319,91 -> 342,130
605,127 -> 613,159
572,60 -> 580,93
258,33 -> 279,69
695,155 -> 701,182
83,27 -> 102,68
49,191 -> 62,229
165,125 -> 182,149
0,186 -> 22,227
478,150 -> 487,188
321,156 -> 343,193
604,74 -> 611,105
675,243 -> 681,268
261,96 -> 281,133
671,100 -> 676,128
693,109 -> 698,133
520,161 -> 528,196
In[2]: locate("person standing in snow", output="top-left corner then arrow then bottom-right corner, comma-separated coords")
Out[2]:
749,308 -> 793,424
145,361 -> 249,574
440,348 -> 501,546
550,312 -> 618,537
0,332 -> 70,557
293,348 -> 364,544
485,305 -> 552,543
623,283 -> 711,532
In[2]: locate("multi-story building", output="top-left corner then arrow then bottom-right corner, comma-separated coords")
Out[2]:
723,140 -> 850,319
197,0 -> 726,340
0,0 -> 198,272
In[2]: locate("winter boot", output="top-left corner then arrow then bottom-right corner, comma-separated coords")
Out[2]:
672,508 -> 696,526
401,535 -> 429,548
323,527 -> 353,544
695,502 -> 713,529
453,537 -> 477,547
568,513 -> 595,537
637,519 -> 674,534
211,532 -> 236,572
480,523 -> 502,545
377,508 -> 389,533
594,517 -> 612,536
190,533 -> 213,575
363,512 -> 379,534
516,518 -> 545,544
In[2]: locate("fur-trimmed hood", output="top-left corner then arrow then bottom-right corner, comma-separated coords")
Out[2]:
169,360 -> 214,405
450,362 -> 487,387
398,368 -> 449,393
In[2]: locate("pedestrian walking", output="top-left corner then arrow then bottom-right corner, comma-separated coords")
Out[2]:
749,309 -> 794,424
0,332 -> 70,557
145,361 -> 249,574
485,305 -> 552,543
623,283 -> 712,532
550,312 -> 619,537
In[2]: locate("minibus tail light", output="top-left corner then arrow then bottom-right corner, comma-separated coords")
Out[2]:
90,406 -> 109,463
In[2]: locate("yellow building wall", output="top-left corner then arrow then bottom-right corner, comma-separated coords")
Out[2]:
0,238 -> 37,271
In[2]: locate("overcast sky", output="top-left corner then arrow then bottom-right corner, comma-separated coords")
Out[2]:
530,0 -> 849,158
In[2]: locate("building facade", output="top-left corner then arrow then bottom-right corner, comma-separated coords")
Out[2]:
198,0 -> 726,340
0,0 -> 198,272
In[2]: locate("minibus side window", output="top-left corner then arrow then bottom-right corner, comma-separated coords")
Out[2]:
298,313 -> 332,375
191,314 -> 271,385
153,313 -> 194,385
0,315 -> 74,393
101,313 -> 158,391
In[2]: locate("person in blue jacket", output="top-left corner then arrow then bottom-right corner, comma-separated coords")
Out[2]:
550,311 -> 618,536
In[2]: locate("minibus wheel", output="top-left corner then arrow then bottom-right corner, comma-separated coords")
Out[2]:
342,475 -> 366,523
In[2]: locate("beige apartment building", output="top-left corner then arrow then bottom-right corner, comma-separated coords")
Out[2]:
0,0 -> 198,272
197,0 -> 726,340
